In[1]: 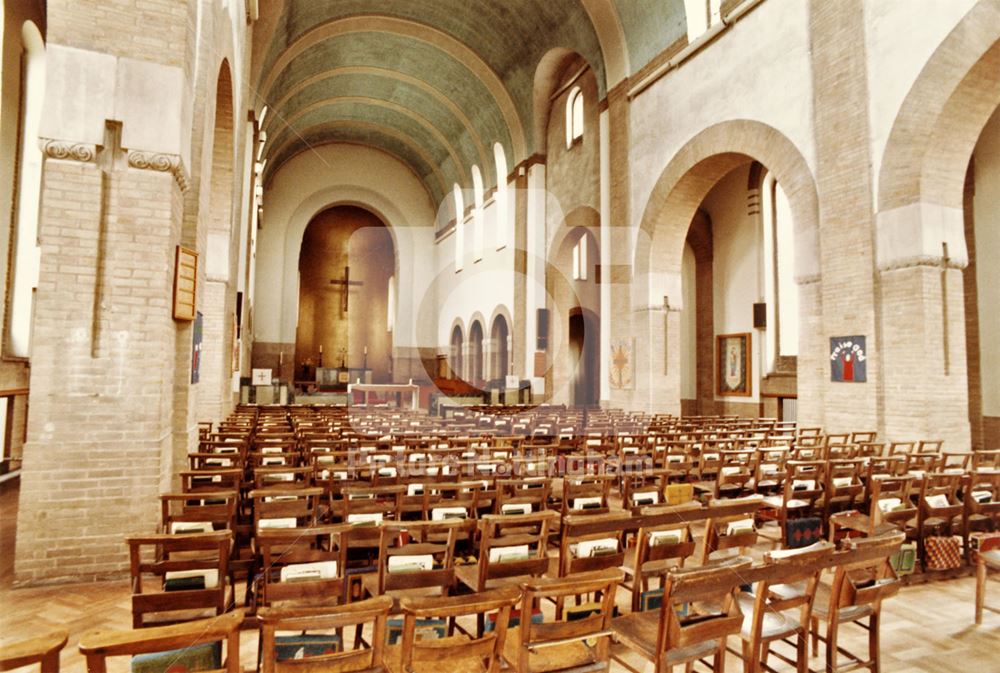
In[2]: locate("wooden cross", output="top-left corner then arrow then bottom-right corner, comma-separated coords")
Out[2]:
329,266 -> 363,313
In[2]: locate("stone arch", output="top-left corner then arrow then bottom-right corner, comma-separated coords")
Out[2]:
467,315 -> 486,384
635,120 -> 820,305
877,1 -> 1000,213
198,58 -> 238,423
449,319 -> 465,380
630,120 -> 820,414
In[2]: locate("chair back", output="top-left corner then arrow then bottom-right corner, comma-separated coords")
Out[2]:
475,511 -> 559,591
374,520 -> 460,595
657,557 -> 751,654
398,587 -> 521,673
512,570 -> 622,673
79,611 -> 242,673
126,531 -> 232,628
255,524 -> 349,608
258,596 -> 392,673
558,512 -> 628,577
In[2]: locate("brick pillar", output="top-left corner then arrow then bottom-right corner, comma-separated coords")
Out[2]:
603,81 -> 639,411
512,167 -> 529,382
809,0 -> 881,434
15,145 -> 187,583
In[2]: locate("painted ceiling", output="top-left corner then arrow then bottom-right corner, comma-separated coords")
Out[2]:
255,0 -> 688,206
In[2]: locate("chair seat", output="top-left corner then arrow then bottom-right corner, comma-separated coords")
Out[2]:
454,563 -> 534,592
982,550 -> 1000,569
768,581 -> 808,602
738,594 -> 803,641
385,636 -> 485,673
501,626 -> 597,673
611,612 -> 718,665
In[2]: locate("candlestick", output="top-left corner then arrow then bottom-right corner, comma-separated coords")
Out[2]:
319,344 -> 323,353
364,345 -> 368,355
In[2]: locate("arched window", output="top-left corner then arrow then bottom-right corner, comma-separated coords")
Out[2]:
761,172 -> 799,371
493,143 -> 509,250
471,165 -> 484,261
8,21 -> 46,358
450,325 -> 464,380
572,232 -> 588,281
468,320 -> 484,384
490,314 -> 510,380
386,275 -> 395,333
565,86 -> 584,148
684,0 -> 722,42
453,183 -> 464,272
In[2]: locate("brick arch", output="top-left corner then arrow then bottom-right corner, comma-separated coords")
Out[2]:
634,120 -> 819,295
877,1 -> 1000,212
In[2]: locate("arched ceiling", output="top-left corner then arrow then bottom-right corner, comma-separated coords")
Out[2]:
254,0 -> 688,207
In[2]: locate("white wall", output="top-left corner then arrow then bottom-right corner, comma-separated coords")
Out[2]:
434,182 -> 518,366
680,242 -> 697,399
701,165 -> 762,404
254,144 -> 436,351
629,0 -> 816,235
973,105 -> 1000,417
863,0 -> 977,210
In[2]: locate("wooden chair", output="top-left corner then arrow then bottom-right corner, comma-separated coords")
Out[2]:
809,533 -> 904,673
497,478 -> 551,515
758,460 -> 825,546
258,596 -> 392,673
974,540 -> 1000,624
964,470 -> 1000,541
736,541 -> 835,673
504,570 -> 622,673
362,520 -> 461,605
0,631 -> 67,673
561,475 -> 615,516
251,487 -> 324,531
254,524 -> 350,609
126,531 -> 232,628
622,516 -> 697,612
79,610 -> 242,673
916,473 -> 965,569
385,587 -> 522,673
456,511 -> 558,634
701,501 -> 760,564
612,556 -> 752,673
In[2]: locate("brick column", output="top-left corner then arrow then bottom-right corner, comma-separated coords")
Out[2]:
15,145 -> 187,583
809,0 -> 880,434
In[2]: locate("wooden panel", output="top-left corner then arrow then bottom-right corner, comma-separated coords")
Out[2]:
173,246 -> 198,321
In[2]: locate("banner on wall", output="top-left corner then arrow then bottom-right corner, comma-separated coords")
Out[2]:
191,311 -> 203,384
830,336 -> 867,382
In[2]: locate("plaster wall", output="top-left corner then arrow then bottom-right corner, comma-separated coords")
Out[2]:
701,165 -> 761,405
629,0 -> 815,239
863,0 -> 978,211
253,144 -> 436,357
973,106 -> 1000,418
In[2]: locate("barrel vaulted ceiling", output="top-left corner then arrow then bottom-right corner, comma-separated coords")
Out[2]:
253,0 -> 688,207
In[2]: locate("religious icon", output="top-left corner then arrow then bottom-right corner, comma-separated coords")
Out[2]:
716,333 -> 751,396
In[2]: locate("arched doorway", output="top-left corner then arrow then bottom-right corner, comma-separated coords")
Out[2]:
468,320 -> 484,386
569,307 -> 599,407
294,205 -> 395,384
490,314 -> 510,381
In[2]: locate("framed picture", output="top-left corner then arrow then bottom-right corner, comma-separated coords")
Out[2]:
716,333 -> 751,396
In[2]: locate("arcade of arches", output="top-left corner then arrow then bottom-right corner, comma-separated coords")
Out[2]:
0,1 -> 999,667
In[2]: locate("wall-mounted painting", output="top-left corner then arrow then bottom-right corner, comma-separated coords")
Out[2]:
717,333 -> 751,396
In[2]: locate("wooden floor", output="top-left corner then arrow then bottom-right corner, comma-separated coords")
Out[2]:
1,482 -> 998,673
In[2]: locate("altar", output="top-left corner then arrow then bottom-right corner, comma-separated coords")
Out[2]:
347,382 -> 421,410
